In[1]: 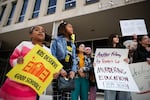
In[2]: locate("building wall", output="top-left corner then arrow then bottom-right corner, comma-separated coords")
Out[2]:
0,0 -> 145,34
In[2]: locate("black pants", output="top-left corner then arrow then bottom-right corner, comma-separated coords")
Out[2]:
52,79 -> 71,100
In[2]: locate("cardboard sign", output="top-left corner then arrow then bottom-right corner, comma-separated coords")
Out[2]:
94,49 -> 139,92
129,62 -> 150,94
7,45 -> 62,95
120,19 -> 148,36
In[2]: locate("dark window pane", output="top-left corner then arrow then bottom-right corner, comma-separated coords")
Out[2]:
0,5 -> 6,22
47,0 -> 57,14
47,7 -> 56,14
18,16 -> 24,22
65,0 -> 76,10
48,0 -> 57,6
6,2 -> 16,25
32,12 -> 39,18
34,0 -> 41,11
86,0 -> 99,4
18,0 -> 28,22
32,0 -> 41,18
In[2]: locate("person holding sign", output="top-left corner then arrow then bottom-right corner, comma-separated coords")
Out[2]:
104,34 -> 131,100
133,35 -> 150,64
0,26 -> 56,100
50,21 -> 76,100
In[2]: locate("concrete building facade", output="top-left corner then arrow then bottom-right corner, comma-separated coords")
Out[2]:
0,0 -> 150,99
0,0 -> 149,50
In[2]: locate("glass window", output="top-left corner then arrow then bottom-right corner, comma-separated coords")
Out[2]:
32,0 -> 41,18
85,0 -> 99,4
65,0 -> 76,10
6,2 -> 16,25
0,5 -> 6,23
18,0 -> 28,22
47,0 -> 57,14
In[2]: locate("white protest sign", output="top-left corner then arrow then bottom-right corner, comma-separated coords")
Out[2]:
120,19 -> 148,36
129,62 -> 150,94
94,49 -> 139,92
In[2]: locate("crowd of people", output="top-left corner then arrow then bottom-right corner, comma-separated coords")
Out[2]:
0,21 -> 150,100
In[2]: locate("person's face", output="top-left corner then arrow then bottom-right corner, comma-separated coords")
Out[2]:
85,48 -> 92,55
30,26 -> 45,41
133,34 -> 137,41
65,24 -> 73,35
140,36 -> 149,45
78,44 -> 85,53
113,35 -> 119,44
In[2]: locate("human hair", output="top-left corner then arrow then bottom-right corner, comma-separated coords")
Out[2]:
45,33 -> 52,42
57,21 -> 72,39
137,35 -> 146,42
108,33 -> 122,48
76,43 -> 85,54
29,25 -> 51,42
29,26 -> 35,34
29,25 -> 46,34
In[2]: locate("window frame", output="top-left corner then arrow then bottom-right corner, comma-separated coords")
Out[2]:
65,0 -> 76,10
18,0 -> 28,22
47,0 -> 57,15
0,5 -> 6,23
6,2 -> 17,25
32,0 -> 41,19
85,0 -> 99,5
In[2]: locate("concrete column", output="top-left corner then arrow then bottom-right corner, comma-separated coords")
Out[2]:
55,0 -> 65,13
0,3 -> 11,27
51,21 -> 61,40
39,0 -> 49,17
50,21 -> 61,48
11,0 -> 23,24
76,0 -> 84,8
24,0 -> 35,21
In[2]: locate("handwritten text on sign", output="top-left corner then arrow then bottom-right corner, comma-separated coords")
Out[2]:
94,49 -> 139,92
7,45 -> 62,95
129,62 -> 150,94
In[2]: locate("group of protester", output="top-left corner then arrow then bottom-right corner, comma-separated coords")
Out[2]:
0,21 -> 149,100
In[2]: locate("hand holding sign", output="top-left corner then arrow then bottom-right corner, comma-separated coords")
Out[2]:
94,48 -> 139,92
17,56 -> 24,64
7,45 -> 63,95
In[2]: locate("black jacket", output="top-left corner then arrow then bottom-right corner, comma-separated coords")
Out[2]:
133,44 -> 150,63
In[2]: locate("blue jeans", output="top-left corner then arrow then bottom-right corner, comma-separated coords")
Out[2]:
104,90 -> 132,100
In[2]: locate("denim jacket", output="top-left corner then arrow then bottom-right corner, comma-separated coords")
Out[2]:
50,35 -> 77,72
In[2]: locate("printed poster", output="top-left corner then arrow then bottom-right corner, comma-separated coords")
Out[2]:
7,45 -> 62,95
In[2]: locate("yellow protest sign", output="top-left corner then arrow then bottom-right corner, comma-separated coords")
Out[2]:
7,45 -> 62,95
